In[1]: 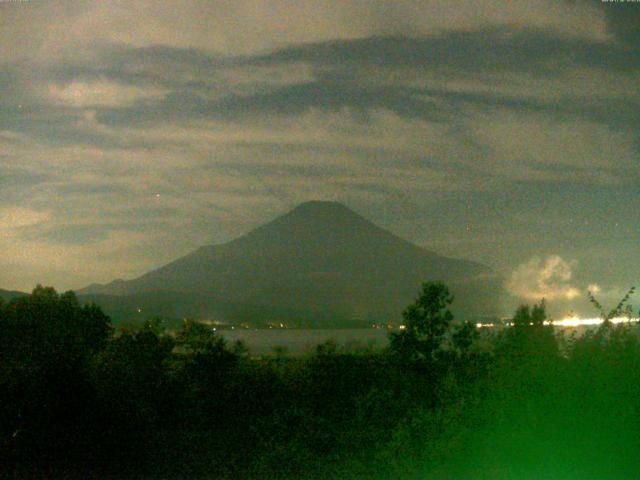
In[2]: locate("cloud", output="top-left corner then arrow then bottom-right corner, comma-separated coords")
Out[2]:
0,207 -> 50,233
255,27 -> 639,73
4,29 -> 639,146
471,109 -> 638,185
0,228 -> 159,291
507,255 -> 582,301
48,79 -> 167,108
587,283 -> 637,306
0,1 -> 636,296
601,3 -> 640,46
26,29 -> 638,129
8,31 -> 633,165
0,0 -> 609,63
587,283 -> 601,294
570,0 -> 640,47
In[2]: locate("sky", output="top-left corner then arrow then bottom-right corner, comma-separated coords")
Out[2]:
0,0 -> 638,316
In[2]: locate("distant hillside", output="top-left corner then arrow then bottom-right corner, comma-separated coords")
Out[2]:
80,201 -> 503,325
0,288 -> 27,302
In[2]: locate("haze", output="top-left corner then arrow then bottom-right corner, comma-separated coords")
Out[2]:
1,0 -> 638,316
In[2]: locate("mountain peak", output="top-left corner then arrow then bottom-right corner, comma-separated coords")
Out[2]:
292,200 -> 351,211
286,200 -> 361,220
242,200 -> 375,245
78,201 -> 502,322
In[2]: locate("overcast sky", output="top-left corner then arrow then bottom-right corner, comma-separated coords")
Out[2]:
0,0 -> 638,315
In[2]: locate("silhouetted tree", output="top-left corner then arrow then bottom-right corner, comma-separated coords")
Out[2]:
452,320 -> 479,355
389,281 -> 454,362
90,322 -> 175,474
512,301 -> 547,328
0,286 -> 112,473
499,300 -> 558,362
588,286 -> 635,324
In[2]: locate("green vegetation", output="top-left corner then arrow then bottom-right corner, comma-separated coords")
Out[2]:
1,283 -> 639,479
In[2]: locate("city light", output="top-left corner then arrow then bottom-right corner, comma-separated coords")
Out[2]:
477,317 -> 640,329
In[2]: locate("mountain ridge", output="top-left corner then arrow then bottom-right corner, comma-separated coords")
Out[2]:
79,201 -> 502,324
0,288 -> 28,302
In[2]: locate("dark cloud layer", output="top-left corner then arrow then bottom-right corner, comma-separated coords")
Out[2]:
256,27 -> 640,72
574,0 -> 640,46
12,28 -> 634,141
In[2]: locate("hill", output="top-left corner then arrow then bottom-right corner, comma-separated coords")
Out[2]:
0,288 -> 27,302
79,201 -> 503,325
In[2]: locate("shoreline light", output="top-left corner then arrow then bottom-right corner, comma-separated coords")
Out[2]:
551,316 -> 639,328
476,317 -> 640,329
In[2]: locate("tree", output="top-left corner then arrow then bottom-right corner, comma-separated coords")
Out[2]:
499,300 -> 558,363
451,320 -> 479,355
0,286 -> 112,473
389,281 -> 454,362
515,301 -> 545,327
581,286 -> 637,356
588,286 -> 635,324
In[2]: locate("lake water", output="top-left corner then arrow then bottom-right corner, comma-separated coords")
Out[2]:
218,319 -> 639,356
218,328 -> 389,355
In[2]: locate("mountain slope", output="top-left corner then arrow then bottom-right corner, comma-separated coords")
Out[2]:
0,288 -> 27,302
80,201 -> 502,324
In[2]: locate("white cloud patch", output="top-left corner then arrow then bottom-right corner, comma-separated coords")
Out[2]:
587,283 -> 601,294
507,255 -> 582,301
0,207 -> 50,234
587,283 -> 637,305
48,80 -> 167,107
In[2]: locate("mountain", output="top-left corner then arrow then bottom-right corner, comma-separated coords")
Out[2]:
0,288 -> 27,302
79,201 -> 503,325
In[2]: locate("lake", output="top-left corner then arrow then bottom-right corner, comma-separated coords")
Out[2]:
218,318 -> 640,356
218,328 -> 390,355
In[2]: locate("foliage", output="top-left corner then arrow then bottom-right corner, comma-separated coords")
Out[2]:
496,299 -> 559,364
389,281 -> 454,362
2,284 -> 640,479
0,286 -> 112,472
588,286 -> 636,322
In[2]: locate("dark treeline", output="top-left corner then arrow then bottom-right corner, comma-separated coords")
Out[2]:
1,283 -> 639,479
